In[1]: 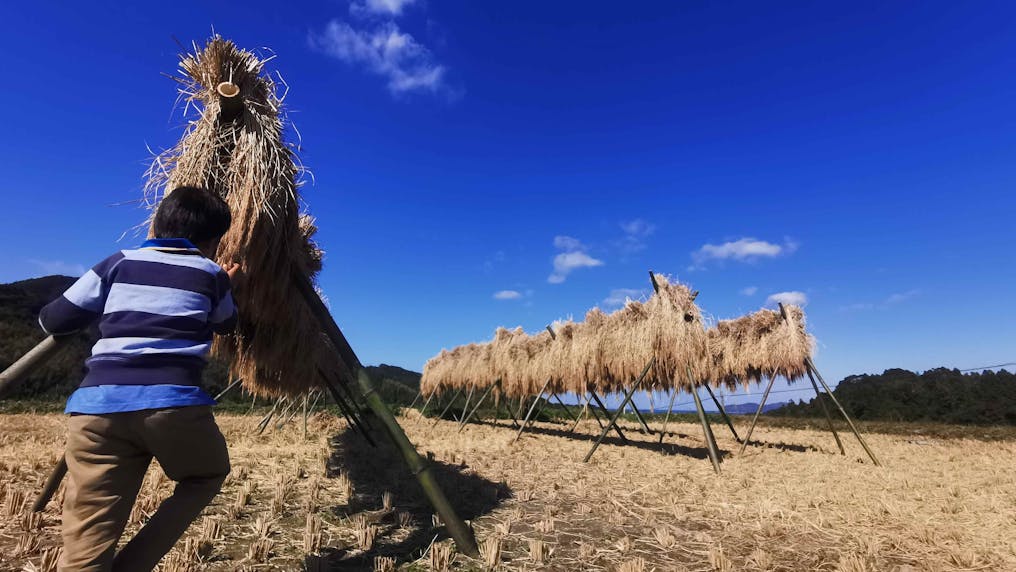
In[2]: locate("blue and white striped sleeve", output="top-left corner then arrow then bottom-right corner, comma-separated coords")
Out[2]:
208,269 -> 238,335
39,252 -> 124,335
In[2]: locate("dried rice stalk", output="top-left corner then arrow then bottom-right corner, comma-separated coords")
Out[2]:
705,304 -> 814,388
144,35 -> 327,397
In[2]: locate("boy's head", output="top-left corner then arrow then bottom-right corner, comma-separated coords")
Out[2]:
153,186 -> 231,254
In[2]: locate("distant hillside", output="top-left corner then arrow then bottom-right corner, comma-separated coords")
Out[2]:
771,368 -> 1016,425
365,364 -> 421,406
0,275 -> 95,398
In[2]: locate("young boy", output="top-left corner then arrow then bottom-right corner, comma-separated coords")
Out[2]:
40,186 -> 240,571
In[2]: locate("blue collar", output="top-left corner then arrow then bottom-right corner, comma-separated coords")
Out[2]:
141,238 -> 199,250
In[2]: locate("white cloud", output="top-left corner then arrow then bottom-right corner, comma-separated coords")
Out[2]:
885,289 -> 921,305
620,219 -> 655,237
548,252 -> 604,284
29,259 -> 86,277
766,291 -> 808,307
603,288 -> 645,309
310,20 -> 448,95
740,286 -> 758,296
840,289 -> 920,312
617,219 -> 656,255
493,290 -> 522,300
691,237 -> 797,267
351,0 -> 416,17
553,235 -> 585,251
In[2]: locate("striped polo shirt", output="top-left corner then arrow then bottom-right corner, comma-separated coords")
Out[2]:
39,238 -> 237,414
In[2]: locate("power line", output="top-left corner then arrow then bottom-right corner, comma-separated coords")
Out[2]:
958,362 -> 1016,372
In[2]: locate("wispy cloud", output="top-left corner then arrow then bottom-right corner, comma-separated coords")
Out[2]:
740,286 -> 758,296
617,218 -> 656,255
350,0 -> 416,17
840,289 -> 921,312
493,290 -> 522,300
766,291 -> 808,307
691,237 -> 798,268
548,236 -> 604,284
310,17 -> 450,96
29,259 -> 86,277
603,288 -> 646,309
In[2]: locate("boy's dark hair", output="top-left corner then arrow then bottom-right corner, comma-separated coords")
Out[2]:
152,186 -> 232,245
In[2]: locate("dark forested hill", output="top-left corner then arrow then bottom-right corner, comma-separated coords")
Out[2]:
772,367 -> 1016,425
0,275 -> 96,398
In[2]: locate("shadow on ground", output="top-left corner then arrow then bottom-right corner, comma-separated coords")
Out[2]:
470,418 -> 818,460
316,417 -> 511,570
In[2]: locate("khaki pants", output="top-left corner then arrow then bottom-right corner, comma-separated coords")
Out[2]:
59,406 -> 230,572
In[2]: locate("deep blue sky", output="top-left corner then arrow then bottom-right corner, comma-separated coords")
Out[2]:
2,1 -> 1014,405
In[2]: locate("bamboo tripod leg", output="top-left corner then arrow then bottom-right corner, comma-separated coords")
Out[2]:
419,393 -> 436,418
582,359 -> 655,462
256,399 -> 283,434
408,391 -> 422,410
628,399 -> 655,435
458,382 -> 498,432
738,377 -> 776,455
432,389 -> 464,427
458,387 -> 475,423
658,388 -> 679,443
32,457 -> 67,512
691,384 -> 722,474
214,378 -> 243,401
690,371 -> 723,475
704,385 -> 741,442
806,368 -> 845,455
588,391 -> 625,440
302,394 -> 309,441
806,358 -> 881,466
552,393 -> 579,424
568,395 -> 591,433
503,396 -> 521,428
514,378 -> 554,442
296,274 -> 478,557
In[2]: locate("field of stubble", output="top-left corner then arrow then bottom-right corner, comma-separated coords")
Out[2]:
2,410 -> 1015,571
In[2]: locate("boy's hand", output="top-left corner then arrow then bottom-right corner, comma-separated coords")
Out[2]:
223,262 -> 243,289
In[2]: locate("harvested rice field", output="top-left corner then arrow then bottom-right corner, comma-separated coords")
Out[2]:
2,410 -> 1015,571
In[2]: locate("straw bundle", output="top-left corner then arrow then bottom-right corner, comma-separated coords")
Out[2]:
705,305 -> 814,389
420,275 -> 710,398
145,36 -> 326,397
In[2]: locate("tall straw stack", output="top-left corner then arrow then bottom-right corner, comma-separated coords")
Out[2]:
705,305 -> 814,389
145,36 -> 326,397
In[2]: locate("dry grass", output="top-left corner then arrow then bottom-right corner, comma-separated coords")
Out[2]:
2,410 -> 1015,570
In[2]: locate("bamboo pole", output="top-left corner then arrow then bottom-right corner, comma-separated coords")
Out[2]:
295,273 -> 478,557
214,378 -> 244,401
514,378 -> 553,442
0,335 -> 69,399
704,384 -> 741,442
738,376 -> 776,455
806,358 -> 881,466
458,381 -> 499,432
690,369 -> 721,474
431,388 -> 463,427
419,392 -> 436,417
33,457 -> 67,512
658,388 -> 679,443
588,390 -> 625,439
551,394 -> 579,423
805,368 -> 846,455
583,358 -> 655,463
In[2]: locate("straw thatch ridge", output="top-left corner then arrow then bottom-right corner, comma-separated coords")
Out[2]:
421,275 -> 709,398
145,36 -> 324,397
705,305 -> 814,389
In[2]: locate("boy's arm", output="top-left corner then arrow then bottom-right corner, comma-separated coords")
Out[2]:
39,253 -> 122,336
208,267 -> 239,335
